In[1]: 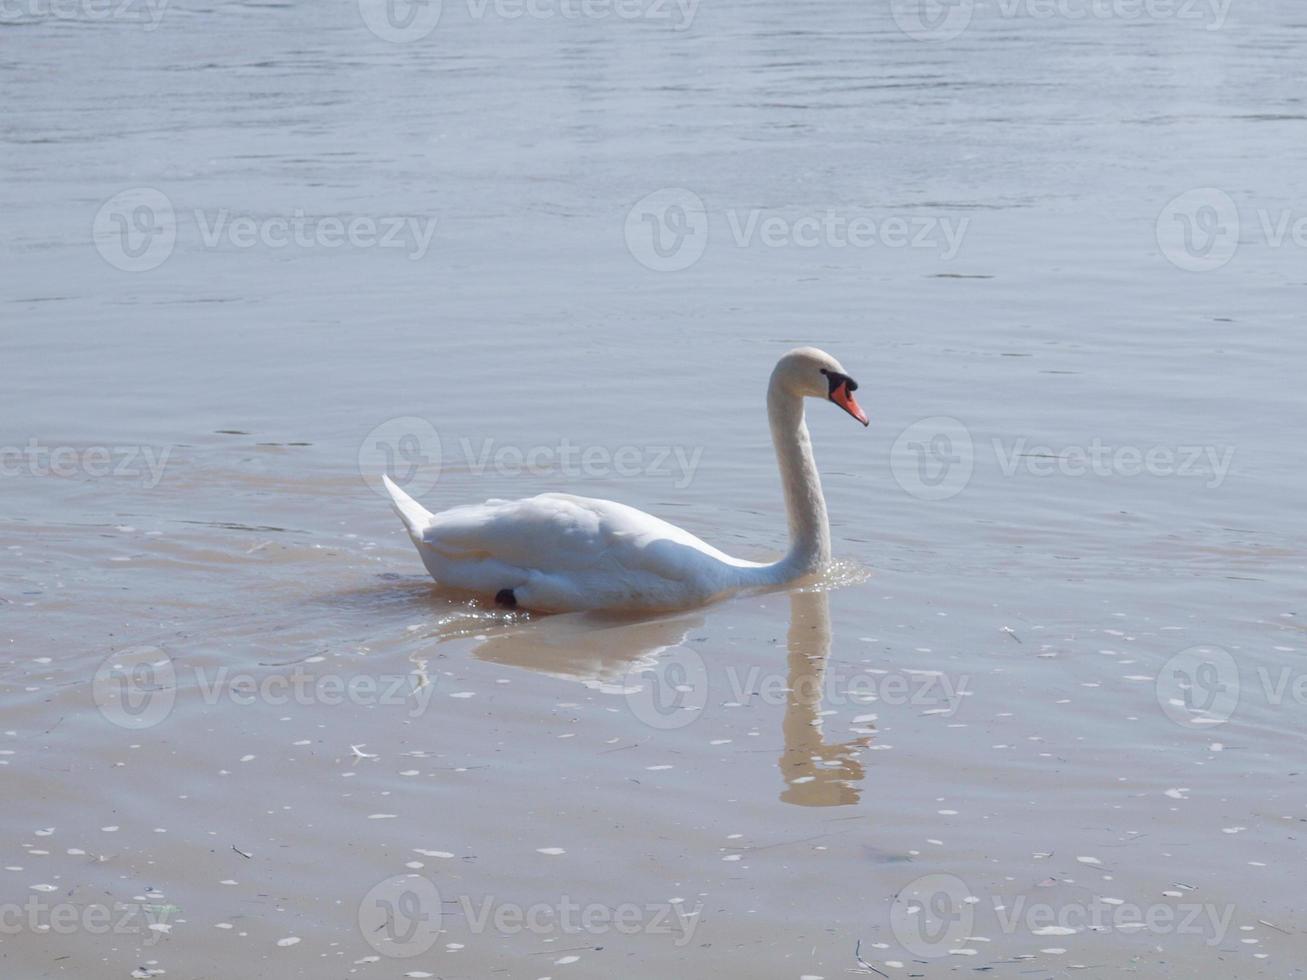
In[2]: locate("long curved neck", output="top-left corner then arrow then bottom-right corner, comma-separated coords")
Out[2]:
766,376 -> 831,576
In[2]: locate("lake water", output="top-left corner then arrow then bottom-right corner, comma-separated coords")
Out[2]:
3,0 -> 1306,975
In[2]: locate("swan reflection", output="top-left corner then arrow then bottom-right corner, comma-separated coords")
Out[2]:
778,589 -> 871,807
461,588 -> 871,806
471,609 -> 703,693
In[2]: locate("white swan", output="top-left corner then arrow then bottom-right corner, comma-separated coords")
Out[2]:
382,347 -> 868,613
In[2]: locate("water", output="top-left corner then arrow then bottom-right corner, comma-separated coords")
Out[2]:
4,0 -> 1307,975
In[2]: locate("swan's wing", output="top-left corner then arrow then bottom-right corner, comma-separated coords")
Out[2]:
418,493 -> 747,575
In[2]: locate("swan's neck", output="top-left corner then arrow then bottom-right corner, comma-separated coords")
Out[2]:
765,378 -> 830,576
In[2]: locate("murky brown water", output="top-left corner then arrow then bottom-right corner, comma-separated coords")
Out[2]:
4,0 -> 1307,975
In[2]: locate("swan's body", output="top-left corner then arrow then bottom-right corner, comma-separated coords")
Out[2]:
384,481 -> 788,611
383,347 -> 868,613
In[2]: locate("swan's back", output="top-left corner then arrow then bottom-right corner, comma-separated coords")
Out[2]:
413,492 -> 759,611
422,492 -> 743,569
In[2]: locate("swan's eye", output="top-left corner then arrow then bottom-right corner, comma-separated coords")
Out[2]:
824,370 -> 855,396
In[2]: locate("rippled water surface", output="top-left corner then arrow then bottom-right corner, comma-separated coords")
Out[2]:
4,0 -> 1307,976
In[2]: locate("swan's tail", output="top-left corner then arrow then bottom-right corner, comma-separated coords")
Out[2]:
382,474 -> 434,540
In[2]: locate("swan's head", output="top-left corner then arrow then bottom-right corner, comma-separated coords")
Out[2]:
772,347 -> 869,427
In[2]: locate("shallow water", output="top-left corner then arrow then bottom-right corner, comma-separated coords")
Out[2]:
4,0 -> 1307,975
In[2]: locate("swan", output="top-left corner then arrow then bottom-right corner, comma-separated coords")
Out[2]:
382,346 -> 868,613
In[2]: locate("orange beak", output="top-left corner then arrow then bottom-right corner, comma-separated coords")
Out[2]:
830,380 -> 869,426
